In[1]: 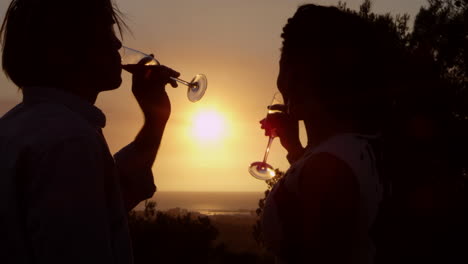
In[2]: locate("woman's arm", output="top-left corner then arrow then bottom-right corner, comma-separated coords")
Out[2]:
298,152 -> 360,263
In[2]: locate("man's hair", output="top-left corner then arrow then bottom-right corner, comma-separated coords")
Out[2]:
281,4 -> 404,129
0,0 -> 126,88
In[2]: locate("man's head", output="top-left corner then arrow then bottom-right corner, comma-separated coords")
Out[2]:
1,0 -> 125,92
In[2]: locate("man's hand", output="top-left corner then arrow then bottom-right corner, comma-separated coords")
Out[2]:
123,63 -> 180,124
123,62 -> 180,156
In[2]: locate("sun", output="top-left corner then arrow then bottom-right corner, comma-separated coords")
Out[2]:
192,109 -> 225,142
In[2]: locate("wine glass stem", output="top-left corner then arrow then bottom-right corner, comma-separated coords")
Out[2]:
170,77 -> 190,86
262,136 -> 275,164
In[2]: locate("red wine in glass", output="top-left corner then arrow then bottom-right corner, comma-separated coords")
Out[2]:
248,92 -> 284,180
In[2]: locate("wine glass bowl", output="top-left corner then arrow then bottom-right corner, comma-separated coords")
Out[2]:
120,46 -> 207,102
119,46 -> 160,65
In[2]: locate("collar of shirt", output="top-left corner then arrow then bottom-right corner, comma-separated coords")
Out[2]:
22,86 -> 106,129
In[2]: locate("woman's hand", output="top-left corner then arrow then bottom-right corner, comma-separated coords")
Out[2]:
260,106 -> 304,163
123,63 -> 180,124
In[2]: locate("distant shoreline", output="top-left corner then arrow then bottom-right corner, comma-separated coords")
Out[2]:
152,191 -> 264,193
134,207 -> 257,217
134,191 -> 264,213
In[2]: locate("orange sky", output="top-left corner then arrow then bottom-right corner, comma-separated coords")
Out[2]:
0,0 -> 426,192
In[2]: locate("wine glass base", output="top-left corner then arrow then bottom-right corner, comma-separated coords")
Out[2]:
248,162 -> 276,180
187,74 -> 207,102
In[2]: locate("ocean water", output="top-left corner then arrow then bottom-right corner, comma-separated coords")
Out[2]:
134,191 -> 264,215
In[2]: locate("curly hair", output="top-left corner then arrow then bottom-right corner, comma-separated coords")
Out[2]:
280,4 -> 405,130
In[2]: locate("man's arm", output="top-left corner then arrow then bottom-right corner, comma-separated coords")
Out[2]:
114,121 -> 164,211
116,65 -> 179,211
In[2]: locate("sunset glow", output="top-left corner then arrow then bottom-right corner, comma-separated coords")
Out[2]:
0,0 -> 426,192
192,109 -> 225,142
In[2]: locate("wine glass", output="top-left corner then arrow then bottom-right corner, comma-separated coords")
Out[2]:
248,92 -> 285,180
120,46 -> 207,102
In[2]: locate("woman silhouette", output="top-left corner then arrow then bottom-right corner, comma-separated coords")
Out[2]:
261,5 -> 401,264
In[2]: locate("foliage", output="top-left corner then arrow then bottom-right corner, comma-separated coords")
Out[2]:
410,0 -> 468,183
129,201 -> 274,264
413,0 -> 468,118
339,0 -> 412,47
413,0 -> 467,87
128,201 -> 220,263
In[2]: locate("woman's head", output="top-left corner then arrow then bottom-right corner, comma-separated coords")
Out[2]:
279,4 -> 402,130
1,0 -> 125,91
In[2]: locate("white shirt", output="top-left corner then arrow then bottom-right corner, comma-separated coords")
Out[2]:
0,86 -> 156,264
262,133 -> 383,264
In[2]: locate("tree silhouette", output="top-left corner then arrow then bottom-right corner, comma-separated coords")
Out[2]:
129,201 -> 274,263
128,202 -> 220,263
388,1 -> 468,262
412,0 -> 467,96
345,1 -> 468,263
339,0 -> 412,48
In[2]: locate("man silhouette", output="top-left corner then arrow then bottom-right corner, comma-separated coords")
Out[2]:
0,0 -> 179,263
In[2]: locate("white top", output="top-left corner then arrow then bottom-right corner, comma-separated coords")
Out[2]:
0,86 -> 156,264
262,133 -> 383,264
